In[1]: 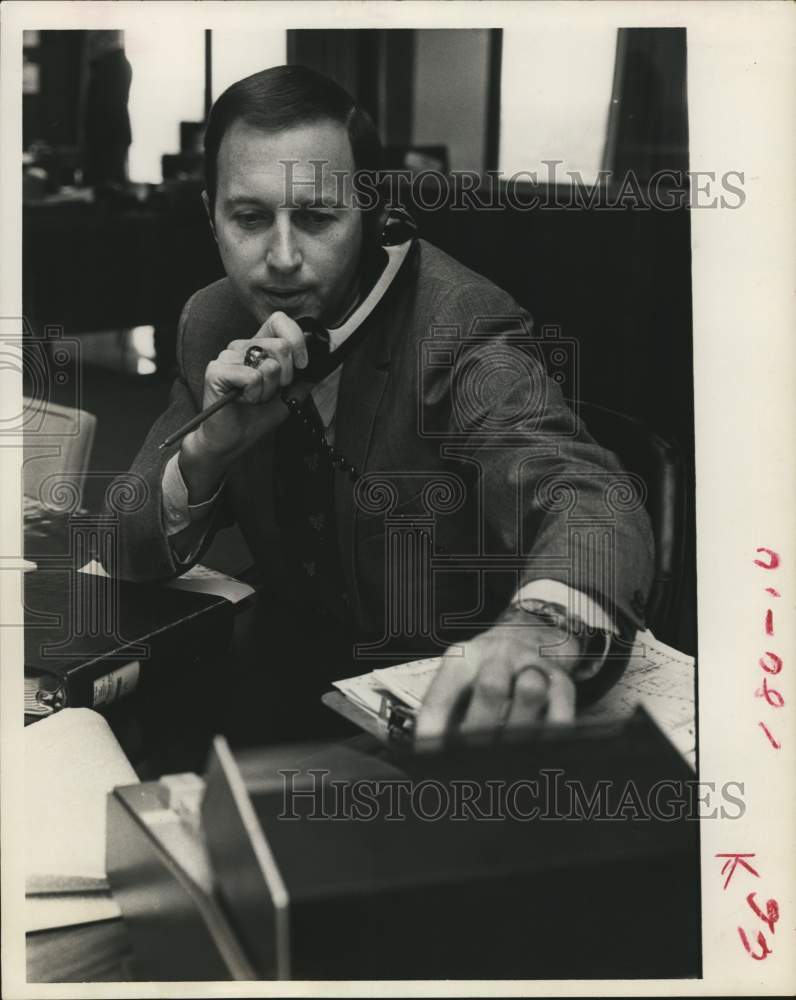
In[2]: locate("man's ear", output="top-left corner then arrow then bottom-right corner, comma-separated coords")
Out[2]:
201,190 -> 217,241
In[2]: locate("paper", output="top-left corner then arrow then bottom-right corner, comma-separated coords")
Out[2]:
165,562 -> 255,605
582,630 -> 697,767
25,708 -> 139,893
78,558 -> 255,604
25,891 -> 121,934
373,657 -> 442,710
332,670 -> 391,717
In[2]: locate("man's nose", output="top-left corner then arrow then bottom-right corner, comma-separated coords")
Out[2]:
265,216 -> 302,273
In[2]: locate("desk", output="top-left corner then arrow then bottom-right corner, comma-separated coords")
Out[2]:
23,605 -> 697,980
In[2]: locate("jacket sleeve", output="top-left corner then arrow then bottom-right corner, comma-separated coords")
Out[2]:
423,281 -> 655,637
105,294 -> 233,581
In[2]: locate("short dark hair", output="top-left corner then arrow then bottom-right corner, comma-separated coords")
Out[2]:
203,64 -> 381,208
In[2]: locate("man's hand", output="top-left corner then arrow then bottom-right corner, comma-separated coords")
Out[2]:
416,606 -> 597,746
178,311 -> 309,502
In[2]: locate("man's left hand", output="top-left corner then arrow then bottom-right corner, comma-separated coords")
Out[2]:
415,606 -> 596,746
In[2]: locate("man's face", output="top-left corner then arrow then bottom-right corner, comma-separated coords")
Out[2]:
209,119 -> 365,326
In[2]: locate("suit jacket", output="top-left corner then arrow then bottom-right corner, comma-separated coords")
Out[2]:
112,239 -> 654,647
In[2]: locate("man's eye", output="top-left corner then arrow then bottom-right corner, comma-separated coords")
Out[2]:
234,213 -> 264,229
297,210 -> 333,229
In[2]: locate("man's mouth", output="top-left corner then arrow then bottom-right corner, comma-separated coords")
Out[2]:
261,287 -> 309,307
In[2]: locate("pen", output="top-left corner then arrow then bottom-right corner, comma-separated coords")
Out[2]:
157,344 -> 269,451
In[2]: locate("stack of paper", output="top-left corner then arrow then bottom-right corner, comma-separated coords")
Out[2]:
25,708 -> 139,931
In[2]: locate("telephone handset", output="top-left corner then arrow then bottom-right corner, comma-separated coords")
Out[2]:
292,227 -> 414,384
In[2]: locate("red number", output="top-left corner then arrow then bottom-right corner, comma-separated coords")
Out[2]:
746,892 -> 779,935
754,548 -> 780,570
759,652 -> 783,675
758,722 -> 781,749
755,676 -> 785,708
738,926 -> 772,960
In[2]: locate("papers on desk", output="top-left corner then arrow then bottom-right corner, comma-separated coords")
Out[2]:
79,558 -> 255,604
25,708 -> 138,930
332,630 -> 697,767
165,562 -> 256,604
333,656 -> 441,716
581,629 -> 697,767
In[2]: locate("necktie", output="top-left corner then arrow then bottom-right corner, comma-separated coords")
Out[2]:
273,397 -> 351,626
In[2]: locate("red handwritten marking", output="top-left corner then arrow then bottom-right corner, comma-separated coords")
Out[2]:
755,676 -> 785,708
765,609 -> 774,635
765,587 -> 780,597
716,853 -> 760,890
738,926 -> 772,961
746,892 -> 780,935
754,548 -> 780,570
758,721 -> 781,749
759,652 -> 783,675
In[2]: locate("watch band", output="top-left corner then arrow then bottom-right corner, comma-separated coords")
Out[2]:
510,597 -> 610,672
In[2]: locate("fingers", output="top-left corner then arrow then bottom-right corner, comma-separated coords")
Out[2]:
416,641 -> 578,747
459,658 -> 514,736
415,649 -> 478,747
501,665 -> 575,729
543,668 -> 576,723
205,357 -> 281,404
228,310 -> 308,373
503,666 -> 550,730
218,338 -> 295,387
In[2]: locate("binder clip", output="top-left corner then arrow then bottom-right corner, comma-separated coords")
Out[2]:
380,695 -> 417,746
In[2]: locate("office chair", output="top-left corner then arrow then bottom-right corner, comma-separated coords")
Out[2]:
22,398 -> 97,512
578,401 -> 688,640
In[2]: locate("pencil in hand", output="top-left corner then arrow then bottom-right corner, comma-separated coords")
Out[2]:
157,343 -> 271,451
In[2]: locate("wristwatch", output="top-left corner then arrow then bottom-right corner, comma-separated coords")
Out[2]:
510,597 -> 611,678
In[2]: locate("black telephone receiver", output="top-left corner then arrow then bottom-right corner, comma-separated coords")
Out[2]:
292,209 -> 417,385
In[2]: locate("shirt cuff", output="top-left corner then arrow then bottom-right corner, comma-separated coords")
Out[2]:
512,579 -> 617,635
162,451 -> 224,538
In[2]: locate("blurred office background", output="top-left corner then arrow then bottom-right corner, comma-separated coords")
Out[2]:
21,27 -> 695,651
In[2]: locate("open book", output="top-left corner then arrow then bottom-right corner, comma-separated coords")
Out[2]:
331,630 -> 696,766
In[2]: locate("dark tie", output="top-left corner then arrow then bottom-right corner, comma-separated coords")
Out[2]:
273,396 -> 351,627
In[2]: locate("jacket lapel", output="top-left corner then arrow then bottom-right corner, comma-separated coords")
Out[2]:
333,241 -> 417,620
333,325 -> 391,622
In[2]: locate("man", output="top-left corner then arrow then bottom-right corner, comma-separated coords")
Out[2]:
113,65 -> 654,745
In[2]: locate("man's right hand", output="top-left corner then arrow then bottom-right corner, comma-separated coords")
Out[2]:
178,311 -> 309,502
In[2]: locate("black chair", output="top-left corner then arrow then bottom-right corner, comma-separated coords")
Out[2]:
578,402 -> 688,641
